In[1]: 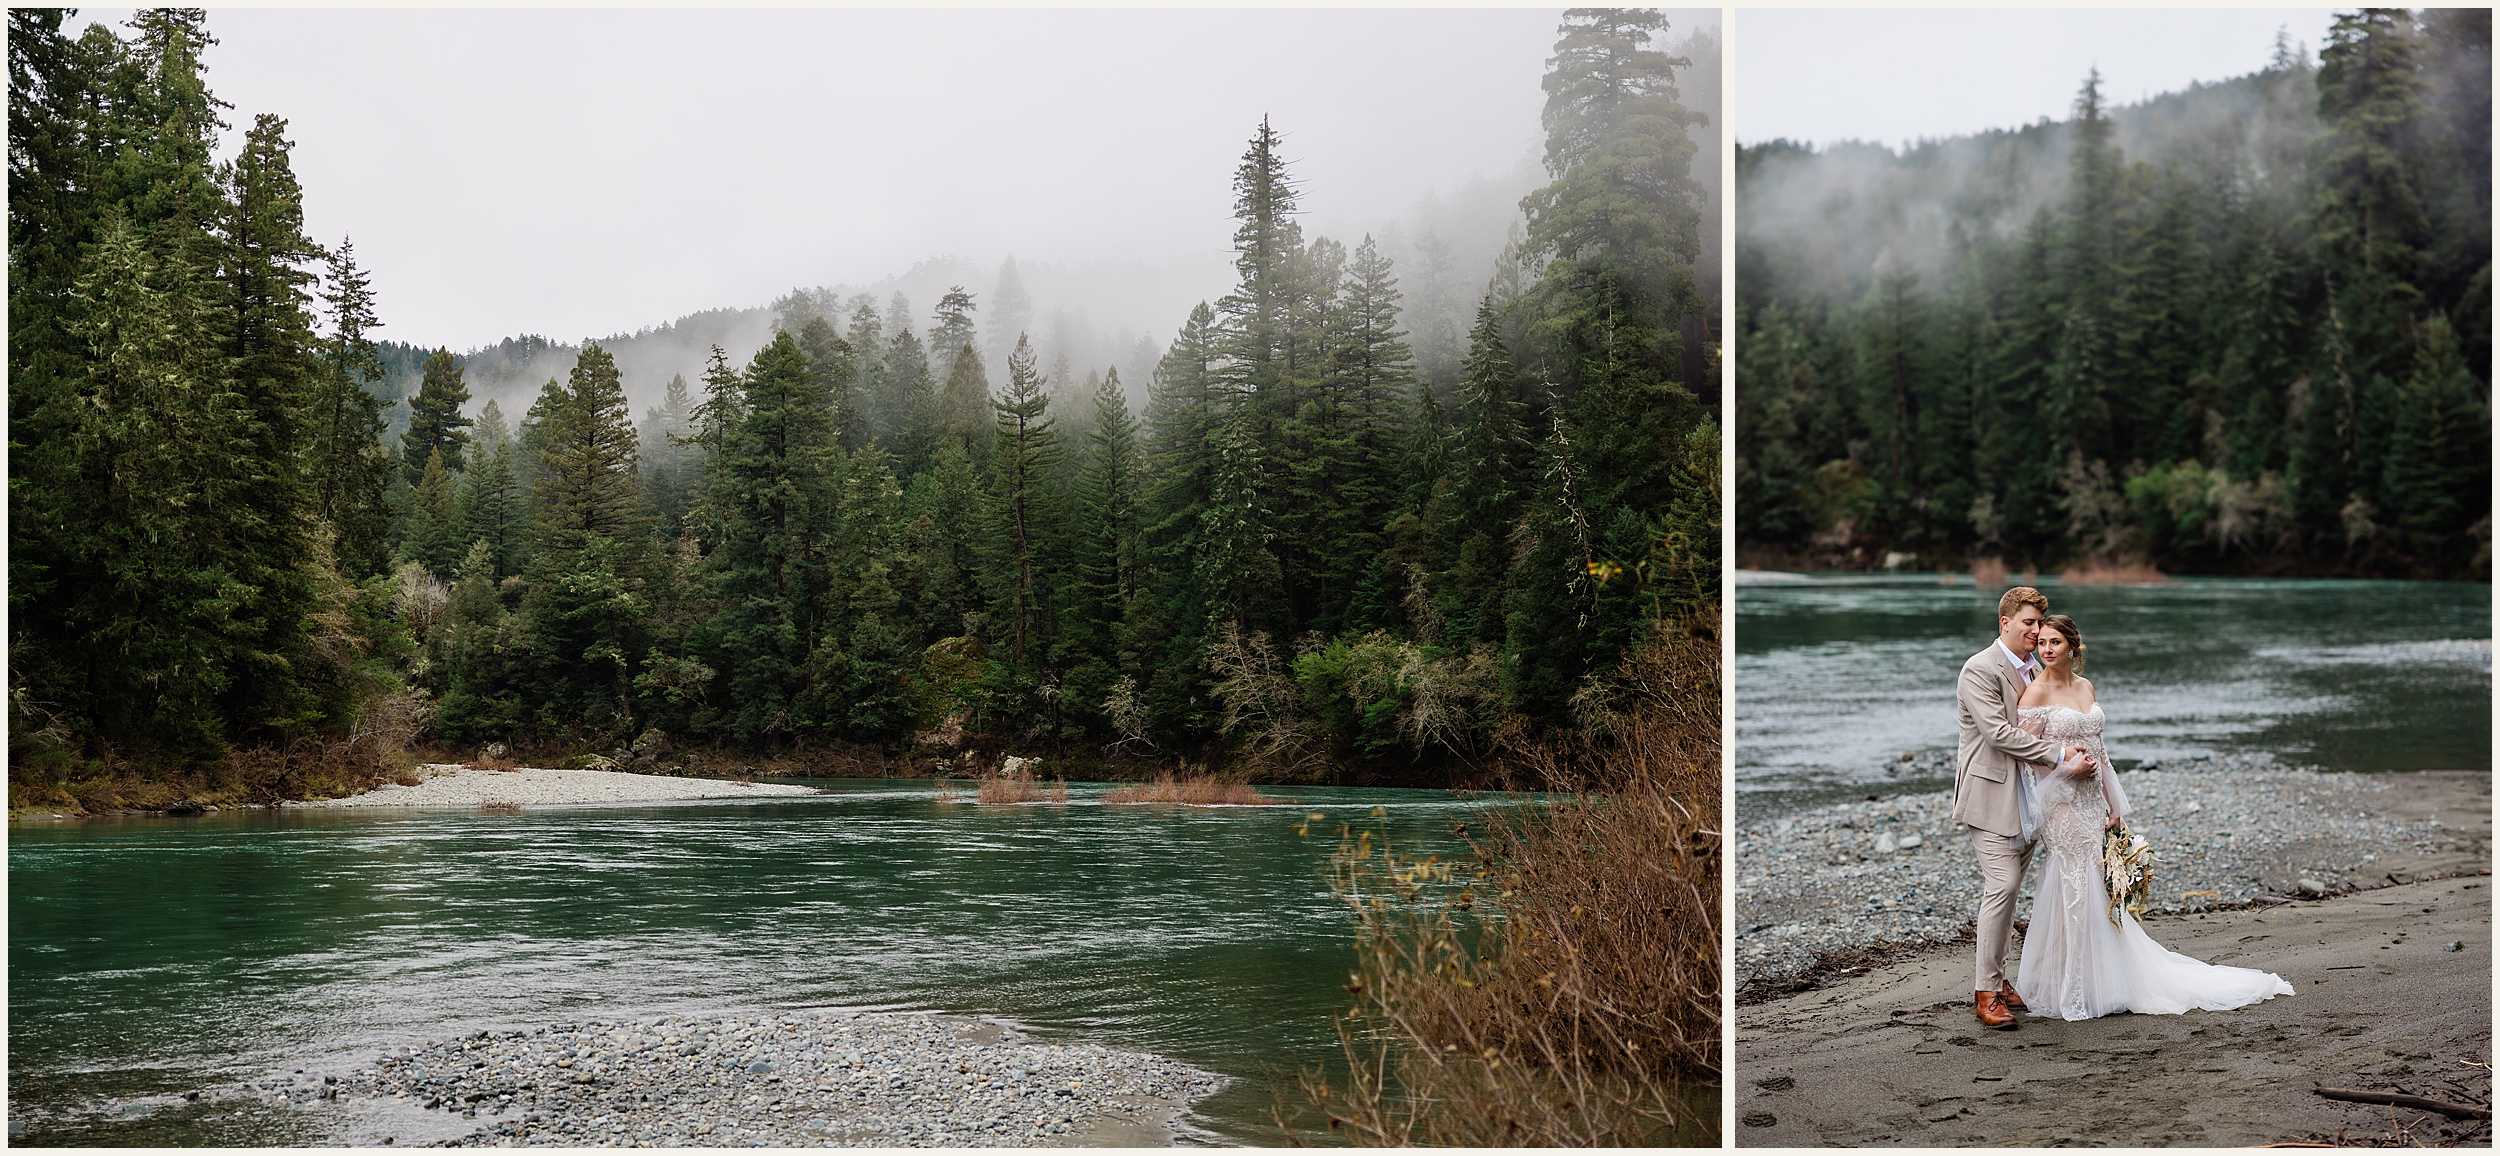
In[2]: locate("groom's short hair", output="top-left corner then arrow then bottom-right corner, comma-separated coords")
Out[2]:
1999,586 -> 2047,619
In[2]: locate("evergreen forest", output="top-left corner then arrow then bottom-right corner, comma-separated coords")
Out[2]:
1736,10 -> 2490,579
10,8 -> 1719,793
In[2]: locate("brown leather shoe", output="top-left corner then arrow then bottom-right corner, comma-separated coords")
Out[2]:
1974,989 -> 2017,1030
1999,983 -> 2028,1012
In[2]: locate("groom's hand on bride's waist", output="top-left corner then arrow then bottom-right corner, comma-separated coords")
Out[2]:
2058,745 -> 2097,777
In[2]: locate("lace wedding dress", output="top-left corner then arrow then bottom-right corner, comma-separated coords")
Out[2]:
2012,703 -> 2296,1020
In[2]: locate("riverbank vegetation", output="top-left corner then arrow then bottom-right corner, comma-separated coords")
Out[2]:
1296,606 -> 1722,1145
1286,10 -> 1723,1143
9,8 -> 1718,804
1737,11 -> 2490,580
1101,771 -> 1295,806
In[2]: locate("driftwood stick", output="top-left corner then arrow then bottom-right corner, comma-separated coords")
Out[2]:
2310,1086 -> 2493,1120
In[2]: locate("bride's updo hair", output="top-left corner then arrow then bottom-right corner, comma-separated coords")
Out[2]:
2040,614 -> 2085,674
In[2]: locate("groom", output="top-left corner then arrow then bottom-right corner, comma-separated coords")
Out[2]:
1954,586 -> 2094,1029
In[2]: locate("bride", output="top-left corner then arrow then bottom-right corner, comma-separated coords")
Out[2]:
2012,613 -> 2296,1020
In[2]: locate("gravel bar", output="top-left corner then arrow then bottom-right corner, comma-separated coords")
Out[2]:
1735,750 -> 2473,994
285,765 -> 817,808
244,1009 -> 1227,1147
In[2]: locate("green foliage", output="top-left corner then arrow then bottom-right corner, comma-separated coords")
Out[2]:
456,434 -> 525,579
309,241 -> 395,578
401,447 -> 461,577
989,334 -> 1068,678
533,342 -> 649,564
402,347 -> 472,482
705,329 -> 839,745
13,8 -> 1719,781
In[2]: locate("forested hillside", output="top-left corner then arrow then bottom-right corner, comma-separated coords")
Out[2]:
10,8 -> 1716,791
1737,10 -> 2490,579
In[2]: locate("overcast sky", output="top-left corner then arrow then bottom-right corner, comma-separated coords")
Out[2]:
1735,8 -> 2342,149
70,8 -> 1714,351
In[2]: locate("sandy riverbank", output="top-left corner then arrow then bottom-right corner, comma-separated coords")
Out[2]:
1736,872 -> 2493,1146
283,765 -> 817,808
1736,761 -> 2490,996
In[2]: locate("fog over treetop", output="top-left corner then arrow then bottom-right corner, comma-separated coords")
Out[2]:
1737,42 -> 2328,301
129,7 -> 1715,419
1734,10 -> 2489,582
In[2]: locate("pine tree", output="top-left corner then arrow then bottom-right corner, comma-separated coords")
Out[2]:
798,314 -> 860,450
1306,235 -> 1415,630
534,342 -> 648,564
704,329 -> 839,743
2383,315 -> 2488,572
1074,367 -> 1143,660
936,341 -> 995,466
989,335 -> 1066,673
986,258 -> 1032,374
309,238 -> 395,577
640,371 -> 696,538
1141,303 -> 1223,607
402,446 -> 460,577
1194,416 -> 1284,633
521,342 -> 650,728
913,440 -> 987,641
474,398 -> 511,457
929,285 -> 979,385
1397,380 -> 1452,516
215,107 -> 330,734
674,345 -> 743,547
402,347 -> 473,482
2047,70 -> 2123,469
455,436 -> 524,579
1217,118 -> 1304,395
1448,298 -> 1533,529
882,323 -> 937,475
31,215 -> 241,751
842,297 -> 884,448
1522,8 -> 1706,333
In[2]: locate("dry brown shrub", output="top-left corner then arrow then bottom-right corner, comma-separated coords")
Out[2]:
1296,607 -> 1722,1147
1102,770 -> 1297,806
975,762 -> 1067,805
1972,556 -> 2010,588
2058,560 -> 2178,586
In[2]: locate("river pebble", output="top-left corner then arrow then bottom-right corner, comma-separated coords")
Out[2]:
1735,750 -> 2462,993
249,1010 -> 1225,1147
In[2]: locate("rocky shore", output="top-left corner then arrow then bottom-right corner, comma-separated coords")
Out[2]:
284,765 -> 817,809
238,1009 -> 1227,1147
1736,752 -> 2491,996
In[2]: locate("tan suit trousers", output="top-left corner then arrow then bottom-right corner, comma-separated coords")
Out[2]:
1971,827 -> 2032,990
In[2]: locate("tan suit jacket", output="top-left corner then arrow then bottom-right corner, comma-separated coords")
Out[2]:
1953,643 -> 2061,838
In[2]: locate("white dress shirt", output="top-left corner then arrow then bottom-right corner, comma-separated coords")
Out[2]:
1995,637 -> 2038,685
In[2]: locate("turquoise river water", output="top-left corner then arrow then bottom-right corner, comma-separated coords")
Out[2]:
1736,575 -> 2490,821
9,780 -> 1481,1145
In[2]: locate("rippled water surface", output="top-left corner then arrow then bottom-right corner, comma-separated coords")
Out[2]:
9,781 -> 1478,1144
1736,576 -> 2490,820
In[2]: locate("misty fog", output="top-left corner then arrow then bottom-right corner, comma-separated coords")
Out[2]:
328,12 -> 1720,436
1735,10 -> 2489,579
1737,40 -> 2323,305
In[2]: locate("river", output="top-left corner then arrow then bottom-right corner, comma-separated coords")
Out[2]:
1736,575 -> 2491,822
8,780 -> 1480,1146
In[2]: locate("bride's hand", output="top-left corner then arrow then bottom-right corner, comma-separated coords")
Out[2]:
2104,813 -> 2121,831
